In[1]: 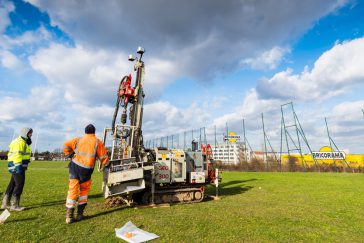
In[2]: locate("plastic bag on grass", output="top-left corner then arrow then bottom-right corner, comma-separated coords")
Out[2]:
0,209 -> 10,224
115,221 -> 159,243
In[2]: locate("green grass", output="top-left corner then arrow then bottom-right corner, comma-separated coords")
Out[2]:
1,161 -> 364,242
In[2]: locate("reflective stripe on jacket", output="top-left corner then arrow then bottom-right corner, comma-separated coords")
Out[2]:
63,134 -> 109,169
7,136 -> 32,174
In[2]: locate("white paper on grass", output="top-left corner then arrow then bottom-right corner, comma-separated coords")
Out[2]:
115,221 -> 159,243
0,209 -> 11,223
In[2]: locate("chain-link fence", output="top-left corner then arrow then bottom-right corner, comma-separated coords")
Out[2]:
144,126 -> 229,151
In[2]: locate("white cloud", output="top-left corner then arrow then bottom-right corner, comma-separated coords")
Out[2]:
25,0 -> 347,81
22,37 -> 364,152
4,26 -> 52,48
0,1 -> 51,50
201,35 -> 364,151
0,1 -> 20,70
0,2 -> 55,70
316,101 -> 364,153
71,103 -> 114,125
0,0 -> 14,33
226,36 -> 364,152
256,37 -> 364,101
241,46 -> 290,70
143,101 -> 210,139
29,44 -> 180,105
0,86 -> 61,122
0,50 -> 22,69
241,89 -> 283,117
331,100 -> 364,121
4,0 -> 362,153
29,44 -> 131,105
144,57 -> 181,100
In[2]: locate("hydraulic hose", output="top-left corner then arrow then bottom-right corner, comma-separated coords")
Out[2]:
111,75 -> 129,134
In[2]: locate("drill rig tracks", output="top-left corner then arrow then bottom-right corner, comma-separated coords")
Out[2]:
142,187 -> 205,205
104,187 -> 205,207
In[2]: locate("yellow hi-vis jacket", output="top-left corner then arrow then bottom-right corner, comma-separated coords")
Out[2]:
8,136 -> 32,174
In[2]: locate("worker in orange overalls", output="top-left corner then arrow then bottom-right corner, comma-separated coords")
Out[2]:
63,124 -> 109,224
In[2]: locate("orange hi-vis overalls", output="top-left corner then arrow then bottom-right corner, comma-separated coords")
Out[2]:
63,134 -> 109,209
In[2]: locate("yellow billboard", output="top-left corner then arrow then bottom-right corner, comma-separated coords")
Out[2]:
224,131 -> 240,143
281,146 -> 364,168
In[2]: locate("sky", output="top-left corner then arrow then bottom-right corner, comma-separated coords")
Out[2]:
0,0 -> 364,153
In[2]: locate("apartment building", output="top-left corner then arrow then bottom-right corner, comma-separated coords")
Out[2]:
211,142 -> 249,164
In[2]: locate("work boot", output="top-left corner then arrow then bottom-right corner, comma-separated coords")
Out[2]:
10,196 -> 25,212
65,208 -> 75,224
76,204 -> 86,221
1,195 -> 10,210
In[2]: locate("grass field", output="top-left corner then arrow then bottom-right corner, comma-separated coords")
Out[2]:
1,161 -> 364,242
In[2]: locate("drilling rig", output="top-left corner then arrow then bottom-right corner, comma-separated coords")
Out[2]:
100,47 -> 220,206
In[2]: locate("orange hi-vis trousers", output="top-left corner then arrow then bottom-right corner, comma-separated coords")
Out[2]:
66,179 -> 92,209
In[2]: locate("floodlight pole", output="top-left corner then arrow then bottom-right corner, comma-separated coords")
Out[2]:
184,131 -> 186,151
177,134 -> 180,149
325,117 -> 352,172
214,125 -> 217,150
11,129 -> 16,142
262,113 -> 268,170
279,116 -> 283,171
226,122 -> 229,164
242,119 -> 257,168
203,127 -> 207,145
281,102 -> 310,171
325,117 -> 336,170
32,132 -> 39,159
243,119 -> 247,164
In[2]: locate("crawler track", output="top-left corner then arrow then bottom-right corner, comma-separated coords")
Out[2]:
104,186 -> 205,207
142,187 -> 205,205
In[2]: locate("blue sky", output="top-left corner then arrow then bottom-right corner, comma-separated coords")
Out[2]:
0,0 -> 364,153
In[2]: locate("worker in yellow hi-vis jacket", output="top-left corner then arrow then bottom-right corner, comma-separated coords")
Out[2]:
63,124 -> 109,224
1,127 -> 33,211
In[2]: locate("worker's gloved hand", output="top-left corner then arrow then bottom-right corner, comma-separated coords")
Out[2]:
14,164 -> 24,174
100,161 -> 111,172
66,151 -> 75,160
100,164 -> 108,172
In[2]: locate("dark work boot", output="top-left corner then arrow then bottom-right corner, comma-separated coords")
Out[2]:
76,204 -> 86,221
65,208 -> 75,224
10,196 -> 25,211
1,195 -> 10,210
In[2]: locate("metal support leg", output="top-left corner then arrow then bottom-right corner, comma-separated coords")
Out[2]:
215,168 -> 219,199
151,167 -> 155,205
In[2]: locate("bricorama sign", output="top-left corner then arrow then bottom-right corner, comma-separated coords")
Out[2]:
312,146 -> 346,160
224,131 -> 240,143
